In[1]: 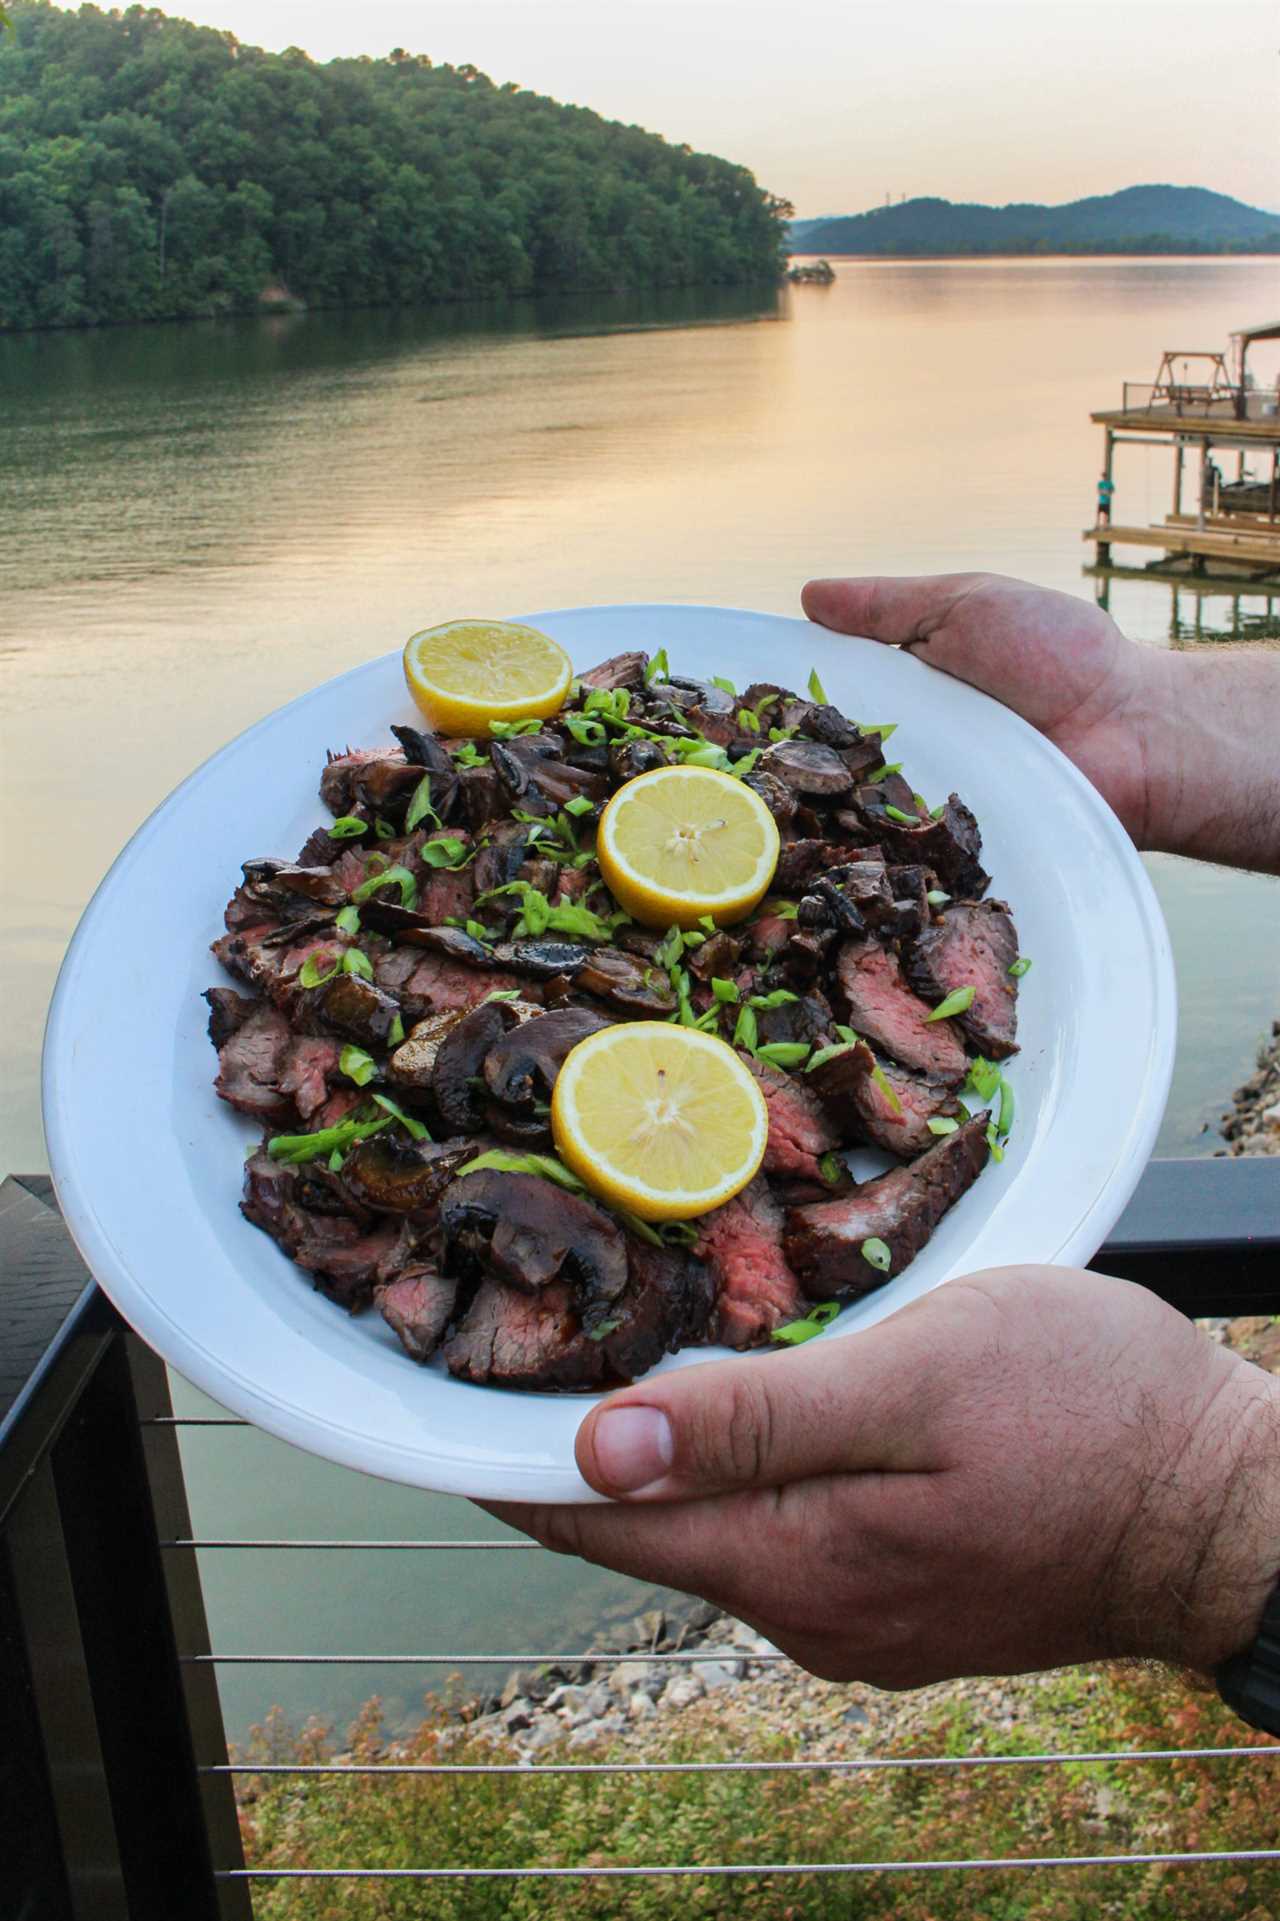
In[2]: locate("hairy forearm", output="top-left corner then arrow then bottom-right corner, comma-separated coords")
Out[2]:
1140,649 -> 1280,876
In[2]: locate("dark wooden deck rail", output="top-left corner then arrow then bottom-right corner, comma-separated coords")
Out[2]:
3,1156 -> 1279,1915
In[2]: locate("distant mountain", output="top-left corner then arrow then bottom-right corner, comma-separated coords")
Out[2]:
790,186 -> 1280,256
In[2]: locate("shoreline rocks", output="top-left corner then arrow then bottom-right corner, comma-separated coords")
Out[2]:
1221,1020 -> 1280,1156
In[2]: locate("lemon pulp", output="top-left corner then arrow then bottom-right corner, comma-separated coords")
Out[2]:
552,1023 -> 768,1221
402,619 -> 572,736
596,765 -> 780,929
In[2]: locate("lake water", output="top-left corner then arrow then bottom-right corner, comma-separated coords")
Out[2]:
4,259 -> 1279,1743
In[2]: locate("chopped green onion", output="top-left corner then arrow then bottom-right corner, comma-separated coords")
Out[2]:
756,1041 -> 811,1069
456,1149 -> 585,1192
403,779 -> 438,833
767,726 -> 798,743
488,718 -> 544,738
374,816 -> 396,840
615,1209 -> 665,1248
1008,956 -> 1033,978
870,1063 -> 904,1115
931,803 -> 946,820
654,925 -> 684,972
699,915 -> 717,933
298,950 -> 341,989
464,919 -> 491,943
985,1122 -> 1005,1163
564,713 -> 608,747
710,674 -> 737,696
328,1148 -> 345,1172
749,988 -> 799,1010
335,905 -> 361,936
339,1044 -> 378,1087
371,1093 -> 430,1140
818,1151 -> 844,1187
805,1040 -> 857,1073
451,741 -> 487,768
807,666 -> 828,704
364,851 -> 389,876
711,977 -> 740,1004
564,794 -> 595,817
925,984 -> 975,1023
730,748 -> 764,777
682,930 -> 706,949
965,1057 -> 1001,1103
737,707 -> 761,734
926,890 -> 951,908
586,1316 -> 622,1342
732,1005 -> 758,1053
693,1007 -> 722,1031
267,1111 -> 393,1165
997,1076 -> 1015,1138
772,1301 -> 842,1346
341,947 -> 374,980
753,690 -> 781,717
866,762 -> 903,783
484,988 -> 523,1003
644,648 -> 670,685
351,865 -> 419,909
759,899 -> 799,921
388,1014 -> 405,1045
863,722 -> 898,740
927,1116 -> 960,1137
835,1024 -> 858,1044
860,1237 -> 892,1273
327,816 -> 367,840
420,837 -> 467,868
883,804 -> 920,826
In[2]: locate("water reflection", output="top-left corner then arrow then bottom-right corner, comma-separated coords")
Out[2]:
1089,567 -> 1280,643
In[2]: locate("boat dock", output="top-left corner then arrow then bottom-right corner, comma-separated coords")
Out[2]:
1084,321 -> 1280,586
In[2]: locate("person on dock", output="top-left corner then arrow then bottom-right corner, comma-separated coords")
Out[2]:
486,572 -> 1280,1728
1096,471 -> 1114,523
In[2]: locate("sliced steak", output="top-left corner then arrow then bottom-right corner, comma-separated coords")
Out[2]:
278,1036 -> 342,1122
807,1039 -> 964,1159
775,840 -> 850,894
443,1238 -> 712,1391
854,787 -> 989,899
314,972 -> 403,1048
744,1055 -> 844,1187
241,1150 -> 404,1309
205,986 -> 257,1051
373,947 -> 520,1020
377,1267 -> 458,1362
212,1002 -> 294,1119
696,1177 -> 808,1348
784,1114 -> 991,1298
580,650 -> 649,691
835,939 -> 967,1081
756,739 -> 855,801
904,900 -> 1020,1059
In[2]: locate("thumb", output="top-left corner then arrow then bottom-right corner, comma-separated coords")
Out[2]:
801,572 -> 983,647
574,1315 -> 944,1502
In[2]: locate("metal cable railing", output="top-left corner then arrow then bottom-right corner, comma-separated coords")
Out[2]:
8,1165 -> 1280,1911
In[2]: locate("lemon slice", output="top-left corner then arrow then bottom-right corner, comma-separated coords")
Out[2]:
596,764 -> 780,929
552,1024 -> 768,1221
402,619 -> 573,736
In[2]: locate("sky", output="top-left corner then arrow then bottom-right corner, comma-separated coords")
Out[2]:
114,0 -> 1280,217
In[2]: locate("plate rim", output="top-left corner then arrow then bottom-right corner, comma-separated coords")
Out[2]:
42,601 -> 1177,1499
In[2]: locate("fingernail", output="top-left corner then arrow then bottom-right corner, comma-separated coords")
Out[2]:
591,1405 -> 674,1493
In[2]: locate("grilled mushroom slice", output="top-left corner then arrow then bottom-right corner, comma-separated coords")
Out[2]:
439,1169 -> 628,1332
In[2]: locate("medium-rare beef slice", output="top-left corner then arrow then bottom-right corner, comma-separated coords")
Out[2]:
784,1114 -> 991,1298
377,1267 -> 458,1362
696,1176 -> 808,1348
774,840 -> 853,894
580,651 -> 649,691
440,1170 -> 628,1332
835,939 -> 967,1082
278,1036 -> 343,1122
372,947 -> 520,1020
443,1239 -> 712,1390
904,900 -> 1019,1060
241,1150 -> 404,1309
807,1038 -> 964,1159
743,1055 -> 844,1186
212,1001 -> 294,1120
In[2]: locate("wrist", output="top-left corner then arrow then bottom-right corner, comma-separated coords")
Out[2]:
1165,1365 -> 1280,1674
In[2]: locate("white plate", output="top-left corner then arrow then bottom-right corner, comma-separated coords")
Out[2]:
43,605 -> 1176,1502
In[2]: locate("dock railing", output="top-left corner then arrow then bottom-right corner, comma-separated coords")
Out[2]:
1120,381 -> 1280,421
5,1155 -> 1280,1912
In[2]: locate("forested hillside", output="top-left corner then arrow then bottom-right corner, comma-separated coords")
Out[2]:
0,2 -> 790,331
791,185 -> 1280,256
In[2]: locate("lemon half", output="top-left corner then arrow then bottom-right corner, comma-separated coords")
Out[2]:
552,1022 -> 768,1222
596,764 -> 780,929
402,618 -> 572,736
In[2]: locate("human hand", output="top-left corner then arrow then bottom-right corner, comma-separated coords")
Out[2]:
483,1268 -> 1280,1688
802,572 -> 1160,844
